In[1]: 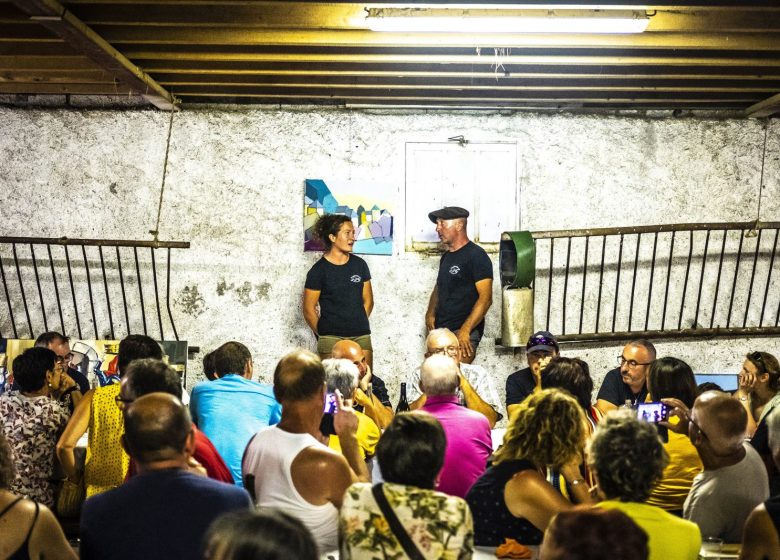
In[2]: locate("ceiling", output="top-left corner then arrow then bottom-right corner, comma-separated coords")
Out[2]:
2,1 -> 780,116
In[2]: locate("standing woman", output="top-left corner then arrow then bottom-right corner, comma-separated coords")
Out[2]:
304,214 -> 374,367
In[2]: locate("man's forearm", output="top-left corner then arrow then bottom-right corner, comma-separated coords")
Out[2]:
461,378 -> 498,428
459,293 -> 492,334
340,435 -> 370,482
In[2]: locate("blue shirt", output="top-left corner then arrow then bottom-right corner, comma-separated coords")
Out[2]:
190,375 -> 282,486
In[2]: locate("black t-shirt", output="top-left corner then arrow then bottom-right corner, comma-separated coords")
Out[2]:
305,255 -> 371,337
505,367 -> 535,407
596,368 -> 648,407
434,242 -> 493,332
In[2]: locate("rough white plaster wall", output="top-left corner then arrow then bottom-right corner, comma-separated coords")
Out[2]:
1,107 -> 778,421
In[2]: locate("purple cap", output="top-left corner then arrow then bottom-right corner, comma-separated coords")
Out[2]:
526,331 -> 559,353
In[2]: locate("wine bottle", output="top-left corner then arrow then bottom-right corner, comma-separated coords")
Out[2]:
396,382 -> 410,413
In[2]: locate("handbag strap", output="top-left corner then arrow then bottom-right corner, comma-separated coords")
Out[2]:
371,484 -> 425,560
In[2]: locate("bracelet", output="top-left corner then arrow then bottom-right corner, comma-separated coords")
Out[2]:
739,396 -> 748,402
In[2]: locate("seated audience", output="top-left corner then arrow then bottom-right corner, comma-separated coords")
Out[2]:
120,358 -> 233,483
541,356 -> 601,430
202,350 -> 217,381
0,347 -> 71,507
466,389 -> 592,546
0,430 -> 76,560
506,330 -> 559,415
242,349 -> 369,553
323,358 -> 380,461
331,340 -> 393,429
190,341 -> 282,486
80,393 -> 251,560
740,417 -> 780,560
419,354 -> 491,498
662,390 -> 768,543
204,509 -> 318,560
340,412 -> 474,559
541,508 -> 649,560
57,334 -> 163,497
644,357 -> 702,513
596,339 -> 655,414
589,410 -> 701,560
734,351 -> 780,494
407,328 -> 502,427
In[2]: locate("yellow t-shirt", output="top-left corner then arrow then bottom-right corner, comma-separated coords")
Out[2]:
646,430 -> 702,511
600,500 -> 701,560
84,383 -> 130,497
329,410 -> 380,460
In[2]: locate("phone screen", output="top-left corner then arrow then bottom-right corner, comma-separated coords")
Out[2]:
323,392 -> 337,414
636,402 -> 668,424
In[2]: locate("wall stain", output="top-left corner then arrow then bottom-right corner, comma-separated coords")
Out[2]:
255,282 -> 271,301
109,182 -> 118,195
235,281 -> 253,306
216,279 -> 233,296
174,285 -> 206,318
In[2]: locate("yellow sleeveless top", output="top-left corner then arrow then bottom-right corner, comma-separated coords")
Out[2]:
84,384 -> 130,497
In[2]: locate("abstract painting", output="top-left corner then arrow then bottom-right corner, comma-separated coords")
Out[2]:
304,179 -> 394,256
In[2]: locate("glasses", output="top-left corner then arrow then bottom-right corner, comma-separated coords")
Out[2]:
617,355 -> 653,369
688,415 -> 709,441
55,353 -> 73,365
115,394 -> 134,409
430,345 -> 459,357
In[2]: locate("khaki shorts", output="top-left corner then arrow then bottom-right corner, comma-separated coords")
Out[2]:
317,334 -> 373,356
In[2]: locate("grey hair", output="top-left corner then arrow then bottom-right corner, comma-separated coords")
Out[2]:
587,410 -> 668,503
322,358 -> 358,398
420,354 -> 459,396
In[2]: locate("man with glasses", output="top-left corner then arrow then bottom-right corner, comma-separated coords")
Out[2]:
596,339 -> 656,414
35,331 -> 90,393
405,328 -> 502,427
662,391 -> 768,543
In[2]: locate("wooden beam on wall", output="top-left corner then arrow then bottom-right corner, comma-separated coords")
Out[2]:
10,0 -> 176,109
746,92 -> 780,117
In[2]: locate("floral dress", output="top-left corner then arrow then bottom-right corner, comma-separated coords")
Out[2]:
0,392 -> 70,507
340,482 -> 474,560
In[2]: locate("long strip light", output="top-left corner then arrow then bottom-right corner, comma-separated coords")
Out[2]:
365,8 -> 651,34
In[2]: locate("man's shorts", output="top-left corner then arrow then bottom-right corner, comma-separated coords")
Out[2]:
317,334 -> 373,356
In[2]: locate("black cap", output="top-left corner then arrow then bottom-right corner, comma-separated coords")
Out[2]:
526,331 -> 559,353
428,206 -> 470,224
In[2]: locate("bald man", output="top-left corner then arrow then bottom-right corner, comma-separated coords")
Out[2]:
406,328 -> 502,427
663,391 -> 769,543
331,339 -> 392,429
420,354 -> 492,498
80,393 -> 251,560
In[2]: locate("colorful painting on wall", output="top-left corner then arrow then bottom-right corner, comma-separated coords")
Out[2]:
304,179 -> 394,256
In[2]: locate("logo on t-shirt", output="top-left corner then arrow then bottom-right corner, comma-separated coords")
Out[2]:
350,275 -> 362,283
449,266 -> 460,275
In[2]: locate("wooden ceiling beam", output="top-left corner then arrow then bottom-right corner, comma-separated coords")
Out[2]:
9,0 -> 176,109
94,27 -> 780,51
745,93 -> 780,117
0,82 -> 136,94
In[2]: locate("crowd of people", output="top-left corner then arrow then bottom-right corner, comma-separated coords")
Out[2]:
0,207 -> 778,559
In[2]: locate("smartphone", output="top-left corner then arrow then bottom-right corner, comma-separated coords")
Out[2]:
323,392 -> 337,414
636,402 -> 668,424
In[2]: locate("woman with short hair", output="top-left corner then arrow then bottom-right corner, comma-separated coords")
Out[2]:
466,389 -> 593,546
0,347 -> 71,507
303,213 -> 374,367
589,411 -> 701,560
645,357 -> 703,513
339,412 -> 473,559
0,426 -> 76,559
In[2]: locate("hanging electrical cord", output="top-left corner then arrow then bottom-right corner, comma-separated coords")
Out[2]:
150,100 -> 179,244
746,119 -> 770,238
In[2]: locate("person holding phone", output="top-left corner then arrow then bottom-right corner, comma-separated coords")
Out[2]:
304,214 -> 374,368
644,357 -> 702,515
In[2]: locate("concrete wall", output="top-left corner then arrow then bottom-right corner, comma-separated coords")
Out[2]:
1,106 -> 778,416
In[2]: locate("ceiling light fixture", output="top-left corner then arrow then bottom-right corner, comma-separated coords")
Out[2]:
365,8 -> 651,34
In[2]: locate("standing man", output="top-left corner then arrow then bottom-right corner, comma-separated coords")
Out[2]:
596,339 -> 656,414
425,206 -> 493,364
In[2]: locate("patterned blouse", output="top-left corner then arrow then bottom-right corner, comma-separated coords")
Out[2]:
340,482 -> 474,560
0,392 -> 70,507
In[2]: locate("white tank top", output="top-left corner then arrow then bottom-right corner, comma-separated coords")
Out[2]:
242,426 -> 340,552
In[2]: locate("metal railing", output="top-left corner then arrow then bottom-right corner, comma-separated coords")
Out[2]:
0,236 -> 190,341
532,221 -> 780,343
